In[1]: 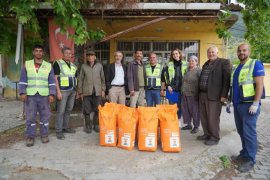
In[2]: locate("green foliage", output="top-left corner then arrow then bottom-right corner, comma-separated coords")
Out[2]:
215,9 -> 232,40
0,0 -> 106,58
237,0 -> 270,63
219,155 -> 231,169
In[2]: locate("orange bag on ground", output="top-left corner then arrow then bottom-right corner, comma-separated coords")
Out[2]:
117,106 -> 138,151
157,104 -> 181,152
98,103 -> 124,146
137,107 -> 159,152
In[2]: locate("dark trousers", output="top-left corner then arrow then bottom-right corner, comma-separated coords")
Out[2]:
234,103 -> 260,163
199,92 -> 222,140
181,95 -> 200,128
25,94 -> 51,138
83,95 -> 101,125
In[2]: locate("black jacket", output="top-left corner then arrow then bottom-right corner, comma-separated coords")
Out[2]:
105,62 -> 128,95
199,58 -> 231,101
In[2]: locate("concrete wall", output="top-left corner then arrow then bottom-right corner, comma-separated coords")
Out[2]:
87,19 -> 225,66
1,55 -> 21,98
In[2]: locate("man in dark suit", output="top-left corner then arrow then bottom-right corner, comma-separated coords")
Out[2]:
198,46 -> 231,145
105,51 -> 128,105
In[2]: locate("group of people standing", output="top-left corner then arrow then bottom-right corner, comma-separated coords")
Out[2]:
19,42 -> 265,173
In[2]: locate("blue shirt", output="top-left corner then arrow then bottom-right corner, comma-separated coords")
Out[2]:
232,60 -> 265,104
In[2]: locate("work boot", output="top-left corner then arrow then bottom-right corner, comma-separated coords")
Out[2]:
56,132 -> 65,140
191,127 -> 199,134
94,125 -> 100,133
237,160 -> 254,173
181,125 -> 192,130
84,115 -> 92,134
231,155 -> 249,164
63,128 -> 76,133
25,137 -> 34,147
93,113 -> 99,133
41,136 -> 49,143
197,134 -> 209,140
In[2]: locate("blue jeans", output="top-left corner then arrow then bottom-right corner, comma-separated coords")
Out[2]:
56,90 -> 76,133
146,89 -> 161,107
234,103 -> 260,163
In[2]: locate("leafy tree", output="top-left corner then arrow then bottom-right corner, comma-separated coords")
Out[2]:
234,0 -> 270,62
0,0 -> 107,59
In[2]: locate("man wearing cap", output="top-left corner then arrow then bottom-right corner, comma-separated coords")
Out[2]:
105,51 -> 128,105
53,47 -> 77,140
127,49 -> 147,107
78,50 -> 106,133
19,44 -> 56,147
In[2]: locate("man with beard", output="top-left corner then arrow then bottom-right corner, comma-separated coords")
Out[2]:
230,43 -> 265,172
127,49 -> 147,107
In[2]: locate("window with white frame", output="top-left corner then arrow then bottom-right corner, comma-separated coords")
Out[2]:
117,41 -> 199,65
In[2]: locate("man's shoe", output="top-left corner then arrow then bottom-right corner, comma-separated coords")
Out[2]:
25,138 -> 34,147
231,155 -> 248,164
181,125 -> 192,130
204,139 -> 219,146
197,134 -> 209,140
41,136 -> 49,144
237,160 -> 254,173
56,132 -> 65,140
84,127 -> 92,134
94,125 -> 100,133
63,128 -> 76,133
191,127 -> 199,134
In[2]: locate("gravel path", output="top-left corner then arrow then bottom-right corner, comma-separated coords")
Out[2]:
0,98 -> 24,132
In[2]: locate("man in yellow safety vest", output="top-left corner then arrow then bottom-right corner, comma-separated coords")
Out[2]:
145,52 -> 163,106
230,43 -> 265,173
53,47 -> 77,140
19,44 -> 56,147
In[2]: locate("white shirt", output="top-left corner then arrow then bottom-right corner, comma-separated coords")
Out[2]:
111,64 -> 124,85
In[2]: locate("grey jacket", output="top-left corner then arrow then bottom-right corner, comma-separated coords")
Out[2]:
78,62 -> 106,96
182,67 -> 201,97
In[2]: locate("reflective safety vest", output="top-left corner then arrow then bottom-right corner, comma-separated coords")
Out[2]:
231,58 -> 256,102
166,61 -> 188,84
57,59 -> 77,91
25,60 -> 51,96
145,63 -> 162,89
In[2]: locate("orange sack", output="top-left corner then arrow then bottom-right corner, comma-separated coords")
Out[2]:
157,104 -> 181,152
98,103 -> 124,146
117,106 -> 138,151
137,107 -> 159,152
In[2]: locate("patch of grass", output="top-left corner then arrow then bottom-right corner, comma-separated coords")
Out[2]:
0,124 -> 25,136
219,155 -> 231,169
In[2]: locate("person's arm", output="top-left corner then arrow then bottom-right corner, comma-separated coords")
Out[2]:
18,66 -> 28,102
104,64 -> 110,95
48,67 -> 56,103
220,59 -> 231,102
78,65 -> 84,95
53,62 -> 62,100
100,64 -> 106,98
127,62 -> 135,96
